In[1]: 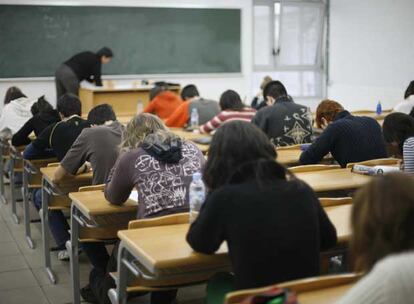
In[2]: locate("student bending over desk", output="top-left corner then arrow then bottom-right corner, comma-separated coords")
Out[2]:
12,96 -> 60,146
338,173 -> 414,304
165,84 -> 219,128
382,113 -> 414,174
199,90 -> 256,134
300,99 -> 387,167
88,113 -> 205,304
0,86 -> 35,139
52,104 -> 123,299
25,94 -> 90,260
252,80 -> 313,147
187,121 -> 337,303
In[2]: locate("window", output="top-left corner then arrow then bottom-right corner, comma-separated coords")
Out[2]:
253,0 -> 327,98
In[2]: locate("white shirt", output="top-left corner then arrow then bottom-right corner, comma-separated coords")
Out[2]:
0,97 -> 35,137
338,251 -> 414,304
393,95 -> 414,114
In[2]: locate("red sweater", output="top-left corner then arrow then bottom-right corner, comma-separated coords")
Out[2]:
143,91 -> 183,120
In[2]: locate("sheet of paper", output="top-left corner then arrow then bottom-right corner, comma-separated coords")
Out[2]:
129,190 -> 139,202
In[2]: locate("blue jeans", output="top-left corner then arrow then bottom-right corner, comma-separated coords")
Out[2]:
33,189 -> 110,268
23,143 -> 55,160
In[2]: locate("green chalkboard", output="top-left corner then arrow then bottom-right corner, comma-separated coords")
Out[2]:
0,5 -> 241,78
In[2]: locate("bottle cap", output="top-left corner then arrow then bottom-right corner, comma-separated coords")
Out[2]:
192,172 -> 202,181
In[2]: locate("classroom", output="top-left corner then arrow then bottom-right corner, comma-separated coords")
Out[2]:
0,0 -> 413,303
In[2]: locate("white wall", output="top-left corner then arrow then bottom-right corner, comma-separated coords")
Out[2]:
328,0 -> 414,110
0,0 -> 253,107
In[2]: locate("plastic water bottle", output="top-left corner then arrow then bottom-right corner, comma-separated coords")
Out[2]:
190,108 -> 199,128
376,101 -> 382,115
189,172 -> 205,223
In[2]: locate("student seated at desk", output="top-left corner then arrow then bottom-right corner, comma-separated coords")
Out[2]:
12,96 -> 60,146
300,100 -> 387,167
165,84 -> 220,128
199,90 -> 256,134
382,112 -> 414,174
26,94 -> 90,260
0,86 -> 36,139
393,81 -> 414,114
88,113 -> 205,304
251,75 -> 272,110
338,173 -> 414,304
23,94 -> 90,160
252,81 -> 313,147
143,83 -> 182,120
187,121 -> 337,301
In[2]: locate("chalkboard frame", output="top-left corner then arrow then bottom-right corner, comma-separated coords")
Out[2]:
0,3 -> 242,78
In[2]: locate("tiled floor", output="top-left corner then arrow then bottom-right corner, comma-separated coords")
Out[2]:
0,185 -> 205,304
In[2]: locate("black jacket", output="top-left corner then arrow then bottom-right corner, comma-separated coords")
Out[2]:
300,111 -> 388,167
187,175 -> 337,289
252,96 -> 313,146
32,116 -> 90,161
11,109 -> 60,146
65,51 -> 103,86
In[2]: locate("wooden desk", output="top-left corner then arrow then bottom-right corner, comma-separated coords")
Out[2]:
295,168 -> 371,193
277,148 -> 302,166
111,205 -> 351,303
68,190 -> 137,304
23,157 -> 57,249
296,283 -> 353,304
79,85 -> 180,116
170,128 -> 211,154
39,166 -> 93,284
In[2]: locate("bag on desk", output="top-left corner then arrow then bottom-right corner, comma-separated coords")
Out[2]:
240,288 -> 298,304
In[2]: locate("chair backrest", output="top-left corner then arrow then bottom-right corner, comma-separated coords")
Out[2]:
319,197 -> 352,208
346,158 -> 401,169
128,212 -> 189,229
79,184 -> 105,192
47,162 -> 60,167
225,273 -> 361,304
289,164 -> 340,173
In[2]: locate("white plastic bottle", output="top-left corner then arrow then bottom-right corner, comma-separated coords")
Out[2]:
190,108 -> 199,128
189,172 -> 206,223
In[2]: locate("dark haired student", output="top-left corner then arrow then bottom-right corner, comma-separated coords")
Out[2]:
24,94 -> 90,260
55,47 -> 114,98
187,121 -> 337,302
252,80 -> 313,146
12,96 -> 60,146
383,112 -> 414,174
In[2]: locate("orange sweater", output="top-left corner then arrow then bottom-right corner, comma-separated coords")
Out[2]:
143,91 -> 182,120
165,101 -> 190,128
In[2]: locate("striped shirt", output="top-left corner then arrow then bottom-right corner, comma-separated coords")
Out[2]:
338,252 -> 414,304
403,137 -> 414,174
199,108 -> 256,134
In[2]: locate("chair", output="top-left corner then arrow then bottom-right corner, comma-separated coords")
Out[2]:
346,158 -> 401,169
128,212 -> 189,229
9,145 -> 25,224
225,273 -> 361,304
78,184 -> 104,192
289,164 -> 340,173
319,197 -> 352,208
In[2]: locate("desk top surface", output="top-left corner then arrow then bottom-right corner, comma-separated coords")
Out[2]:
40,166 -> 93,187
118,203 -> 350,273
295,168 -> 371,192
170,128 -> 210,153
69,190 -> 137,217
297,283 -> 353,304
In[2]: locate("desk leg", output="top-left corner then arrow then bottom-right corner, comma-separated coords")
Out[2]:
69,204 -> 81,304
10,155 -> 19,224
23,163 -> 34,249
41,179 -> 56,284
108,243 -> 130,304
0,147 -> 6,205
